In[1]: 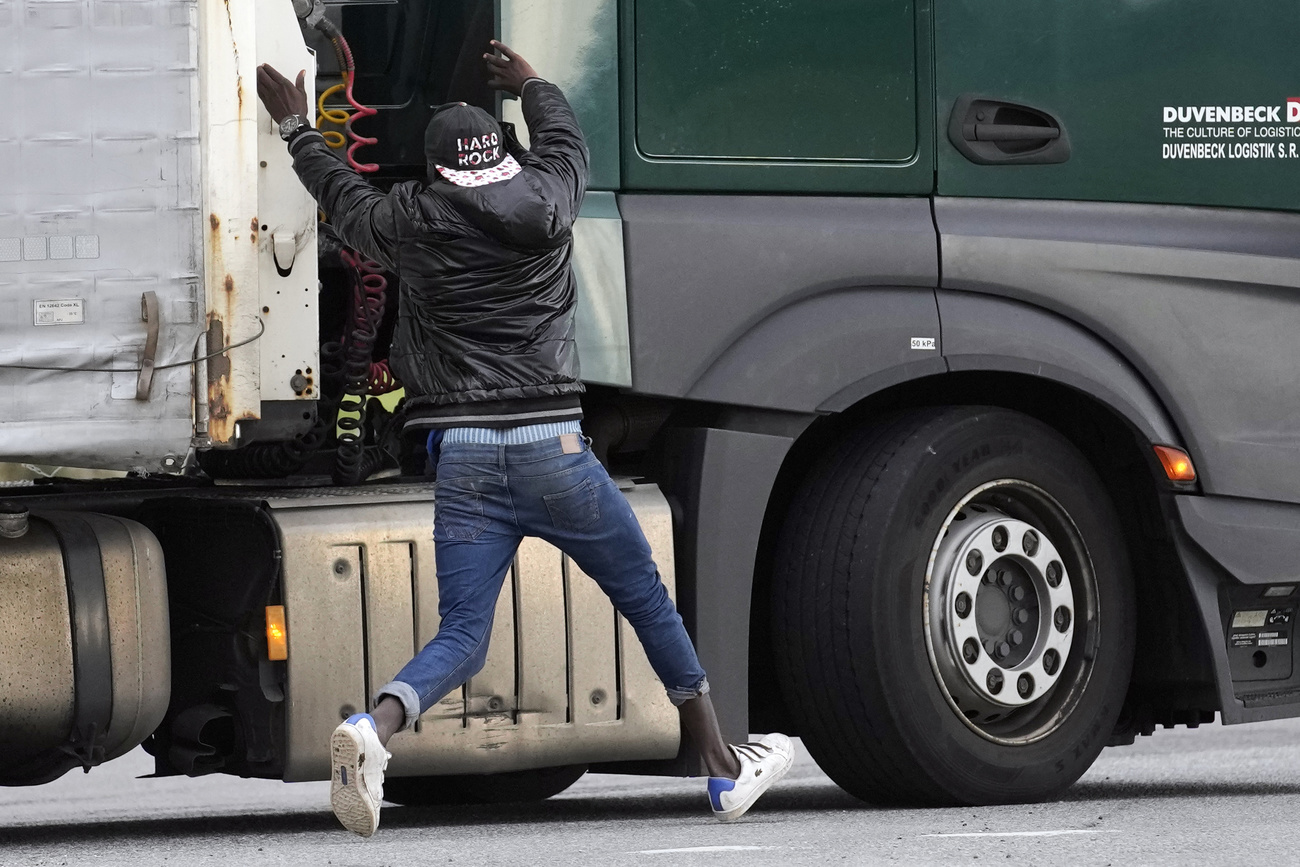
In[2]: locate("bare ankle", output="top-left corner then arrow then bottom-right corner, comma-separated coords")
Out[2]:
676,694 -> 742,778
711,749 -> 741,780
372,696 -> 406,746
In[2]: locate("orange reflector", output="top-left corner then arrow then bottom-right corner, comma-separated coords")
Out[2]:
265,605 -> 288,661
1154,445 -> 1197,482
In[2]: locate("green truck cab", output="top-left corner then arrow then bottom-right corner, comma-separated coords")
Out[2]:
2,0 -> 1299,808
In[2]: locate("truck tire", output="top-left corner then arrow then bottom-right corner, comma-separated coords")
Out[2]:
382,764 -> 588,806
772,407 -> 1135,805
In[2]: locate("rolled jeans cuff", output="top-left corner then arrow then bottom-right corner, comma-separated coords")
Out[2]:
665,676 -> 710,707
375,680 -> 422,731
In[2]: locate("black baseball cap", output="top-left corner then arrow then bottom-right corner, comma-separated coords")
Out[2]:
424,102 -> 522,187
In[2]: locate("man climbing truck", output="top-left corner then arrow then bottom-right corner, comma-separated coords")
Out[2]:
2,0 -> 1299,810
256,40 -> 795,833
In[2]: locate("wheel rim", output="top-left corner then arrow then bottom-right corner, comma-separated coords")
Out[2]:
922,479 -> 1100,745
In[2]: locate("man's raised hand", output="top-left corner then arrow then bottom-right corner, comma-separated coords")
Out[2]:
256,64 -> 309,124
483,40 -> 539,97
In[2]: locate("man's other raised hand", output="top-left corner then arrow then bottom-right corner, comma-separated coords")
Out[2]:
484,41 -> 540,97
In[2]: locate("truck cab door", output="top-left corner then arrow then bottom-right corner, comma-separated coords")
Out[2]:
934,1 -> 1300,505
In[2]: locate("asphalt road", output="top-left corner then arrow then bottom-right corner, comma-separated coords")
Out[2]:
5,719 -> 1300,867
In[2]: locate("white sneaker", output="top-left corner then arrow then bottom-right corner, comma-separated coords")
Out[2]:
707,733 -> 795,822
330,713 -> 391,837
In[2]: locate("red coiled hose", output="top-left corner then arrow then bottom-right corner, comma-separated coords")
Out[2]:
342,69 -> 379,173
368,358 -> 399,395
318,21 -> 379,173
338,249 -> 399,395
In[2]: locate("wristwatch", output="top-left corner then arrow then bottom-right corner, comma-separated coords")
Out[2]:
278,114 -> 311,141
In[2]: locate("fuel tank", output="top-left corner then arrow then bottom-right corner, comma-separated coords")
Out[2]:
0,509 -> 170,785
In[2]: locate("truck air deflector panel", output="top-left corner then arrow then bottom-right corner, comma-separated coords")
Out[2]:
572,193 -> 632,388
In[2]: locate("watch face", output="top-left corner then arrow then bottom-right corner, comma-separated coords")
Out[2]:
279,116 -> 302,138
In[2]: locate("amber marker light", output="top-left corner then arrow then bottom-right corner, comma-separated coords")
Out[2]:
1153,445 -> 1197,483
266,605 -> 288,661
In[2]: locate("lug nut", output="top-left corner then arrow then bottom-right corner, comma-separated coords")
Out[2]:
1054,606 -> 1072,632
966,549 -> 984,576
1010,629 -> 1023,647
997,570 -> 1013,588
1010,585 -> 1026,602
996,641 -> 1011,659
1014,608 -> 1031,625
1022,530 -> 1039,556
1046,561 -> 1063,587
983,638 -> 996,656
1043,648 -> 1060,675
986,669 -> 1004,694
962,637 -> 980,663
955,592 -> 972,618
1017,673 -> 1034,697
992,526 -> 1008,552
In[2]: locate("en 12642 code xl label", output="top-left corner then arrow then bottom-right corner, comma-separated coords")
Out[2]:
34,299 -> 85,326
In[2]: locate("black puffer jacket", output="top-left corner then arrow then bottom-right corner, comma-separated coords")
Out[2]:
288,81 -> 588,430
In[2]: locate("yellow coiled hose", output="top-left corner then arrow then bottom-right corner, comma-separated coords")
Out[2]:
316,80 -> 350,149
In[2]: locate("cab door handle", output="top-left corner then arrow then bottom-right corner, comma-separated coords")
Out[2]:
963,123 -> 1062,143
948,95 -> 1071,165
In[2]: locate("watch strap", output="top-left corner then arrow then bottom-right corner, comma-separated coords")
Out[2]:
284,121 -> 316,146
287,127 -> 326,156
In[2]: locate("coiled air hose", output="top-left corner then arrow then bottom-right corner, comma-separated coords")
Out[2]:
195,341 -> 344,479
316,83 -> 349,149
312,17 -> 398,483
331,248 -> 391,485
312,17 -> 379,173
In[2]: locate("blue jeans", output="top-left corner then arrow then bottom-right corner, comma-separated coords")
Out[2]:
377,435 -> 708,729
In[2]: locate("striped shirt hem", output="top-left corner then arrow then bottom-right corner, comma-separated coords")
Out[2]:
441,420 -> 583,445
404,405 -> 583,431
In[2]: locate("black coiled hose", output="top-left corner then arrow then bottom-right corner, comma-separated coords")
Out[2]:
195,352 -> 342,479
196,437 -> 311,479
331,248 -> 389,485
198,249 -> 393,483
